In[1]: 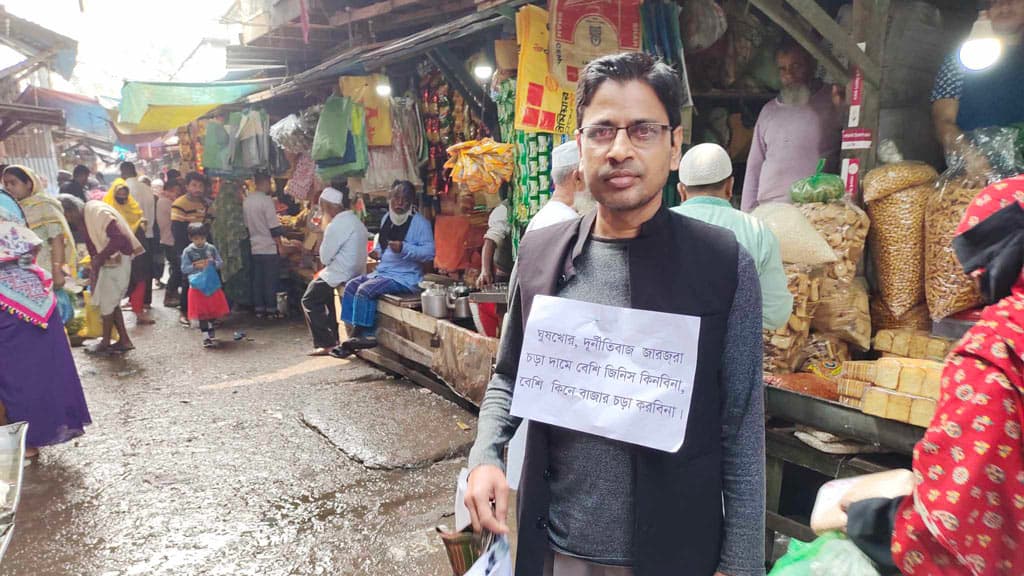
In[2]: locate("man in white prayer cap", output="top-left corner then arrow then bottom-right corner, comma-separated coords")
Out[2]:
525,140 -> 593,234
302,185 -> 368,356
672,143 -> 793,330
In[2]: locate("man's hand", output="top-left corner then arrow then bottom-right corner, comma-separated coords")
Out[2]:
388,240 -> 403,253
477,269 -> 494,289
464,465 -> 510,535
195,259 -> 208,270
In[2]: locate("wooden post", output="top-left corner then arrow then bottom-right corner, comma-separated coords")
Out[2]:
842,0 -> 890,202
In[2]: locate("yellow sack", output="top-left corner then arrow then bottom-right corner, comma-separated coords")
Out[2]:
339,75 -> 393,146
514,5 -> 576,134
78,291 -> 117,341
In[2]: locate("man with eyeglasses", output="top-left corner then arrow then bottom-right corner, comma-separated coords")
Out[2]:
465,52 -> 766,576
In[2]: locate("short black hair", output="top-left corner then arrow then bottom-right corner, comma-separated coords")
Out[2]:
254,170 -> 271,184
575,52 -> 683,129
73,164 -> 90,178
166,168 -> 181,182
120,161 -> 137,177
185,171 -> 207,186
187,222 -> 207,238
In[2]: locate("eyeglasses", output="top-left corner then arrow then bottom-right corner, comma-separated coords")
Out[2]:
577,123 -> 672,148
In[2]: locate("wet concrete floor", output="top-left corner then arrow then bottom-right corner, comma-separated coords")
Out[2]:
4,303 -> 479,575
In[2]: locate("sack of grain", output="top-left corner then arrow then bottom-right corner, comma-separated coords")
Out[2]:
871,298 -> 931,332
867,184 -> 931,316
752,203 -> 837,265
925,178 -> 983,320
862,161 -> 938,202
812,278 -> 871,350
798,202 -> 870,287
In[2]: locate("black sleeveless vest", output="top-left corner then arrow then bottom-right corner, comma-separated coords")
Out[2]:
509,206 -> 739,576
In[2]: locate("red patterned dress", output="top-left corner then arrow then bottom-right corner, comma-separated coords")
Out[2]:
892,285 -> 1024,575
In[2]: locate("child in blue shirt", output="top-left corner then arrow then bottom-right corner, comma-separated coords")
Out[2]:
181,223 -> 230,348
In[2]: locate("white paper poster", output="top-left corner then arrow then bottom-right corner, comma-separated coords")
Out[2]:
510,295 -> 701,453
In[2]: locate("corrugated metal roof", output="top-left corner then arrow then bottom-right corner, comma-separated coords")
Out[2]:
0,7 -> 78,80
244,2 -> 525,104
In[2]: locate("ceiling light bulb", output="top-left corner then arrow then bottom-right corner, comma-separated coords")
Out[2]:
960,11 -> 1002,71
473,64 -> 494,80
375,82 -> 392,97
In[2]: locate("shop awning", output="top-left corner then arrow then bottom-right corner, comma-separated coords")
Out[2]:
0,102 -> 65,140
0,6 -> 77,80
116,79 -> 281,133
244,2 -> 526,103
17,86 -> 115,144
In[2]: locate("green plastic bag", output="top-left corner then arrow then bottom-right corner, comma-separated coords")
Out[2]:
312,95 -> 352,163
769,532 -> 880,576
790,159 -> 845,204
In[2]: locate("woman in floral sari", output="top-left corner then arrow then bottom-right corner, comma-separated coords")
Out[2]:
0,189 -> 91,461
847,176 -> 1024,575
2,165 -> 77,290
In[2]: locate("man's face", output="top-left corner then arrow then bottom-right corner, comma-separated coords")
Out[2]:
389,191 -> 411,214
187,180 -> 204,199
576,80 -> 682,213
115,187 -> 130,204
75,172 -> 89,185
777,51 -> 813,89
992,0 -> 1024,36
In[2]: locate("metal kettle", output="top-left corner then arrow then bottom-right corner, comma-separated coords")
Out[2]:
446,284 -> 472,319
420,283 -> 449,318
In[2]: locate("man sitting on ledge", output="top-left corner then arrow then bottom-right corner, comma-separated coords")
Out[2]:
332,180 -> 434,358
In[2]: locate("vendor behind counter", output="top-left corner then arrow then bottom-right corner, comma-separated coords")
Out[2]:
932,0 -> 1024,156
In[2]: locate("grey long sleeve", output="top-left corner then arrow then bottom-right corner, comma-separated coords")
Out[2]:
718,248 -> 767,576
467,280 -> 524,471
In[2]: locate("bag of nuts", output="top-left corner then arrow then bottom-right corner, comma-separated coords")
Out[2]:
862,161 -> 938,203
867,183 -> 932,317
925,178 -> 984,320
871,299 -> 931,332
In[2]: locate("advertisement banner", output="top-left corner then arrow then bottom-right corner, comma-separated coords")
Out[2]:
339,75 -> 393,146
549,0 -> 643,90
514,5 -> 577,135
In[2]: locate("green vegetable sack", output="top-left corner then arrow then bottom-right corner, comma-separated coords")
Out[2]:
790,159 -> 845,204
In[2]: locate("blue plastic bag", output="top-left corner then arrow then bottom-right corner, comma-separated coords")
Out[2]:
188,266 -> 222,297
55,289 -> 75,325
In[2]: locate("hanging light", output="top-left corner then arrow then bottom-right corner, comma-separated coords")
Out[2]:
375,74 -> 392,97
473,64 -> 494,81
960,10 -> 1002,71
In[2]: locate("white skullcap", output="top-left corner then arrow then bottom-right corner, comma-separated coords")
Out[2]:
153,179 -> 164,188
552,141 -> 580,170
678,143 -> 733,187
320,186 -> 344,205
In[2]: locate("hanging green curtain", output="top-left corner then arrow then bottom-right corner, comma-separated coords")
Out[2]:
211,180 -> 252,305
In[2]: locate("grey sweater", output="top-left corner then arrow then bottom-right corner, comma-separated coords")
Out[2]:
468,238 -> 766,576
